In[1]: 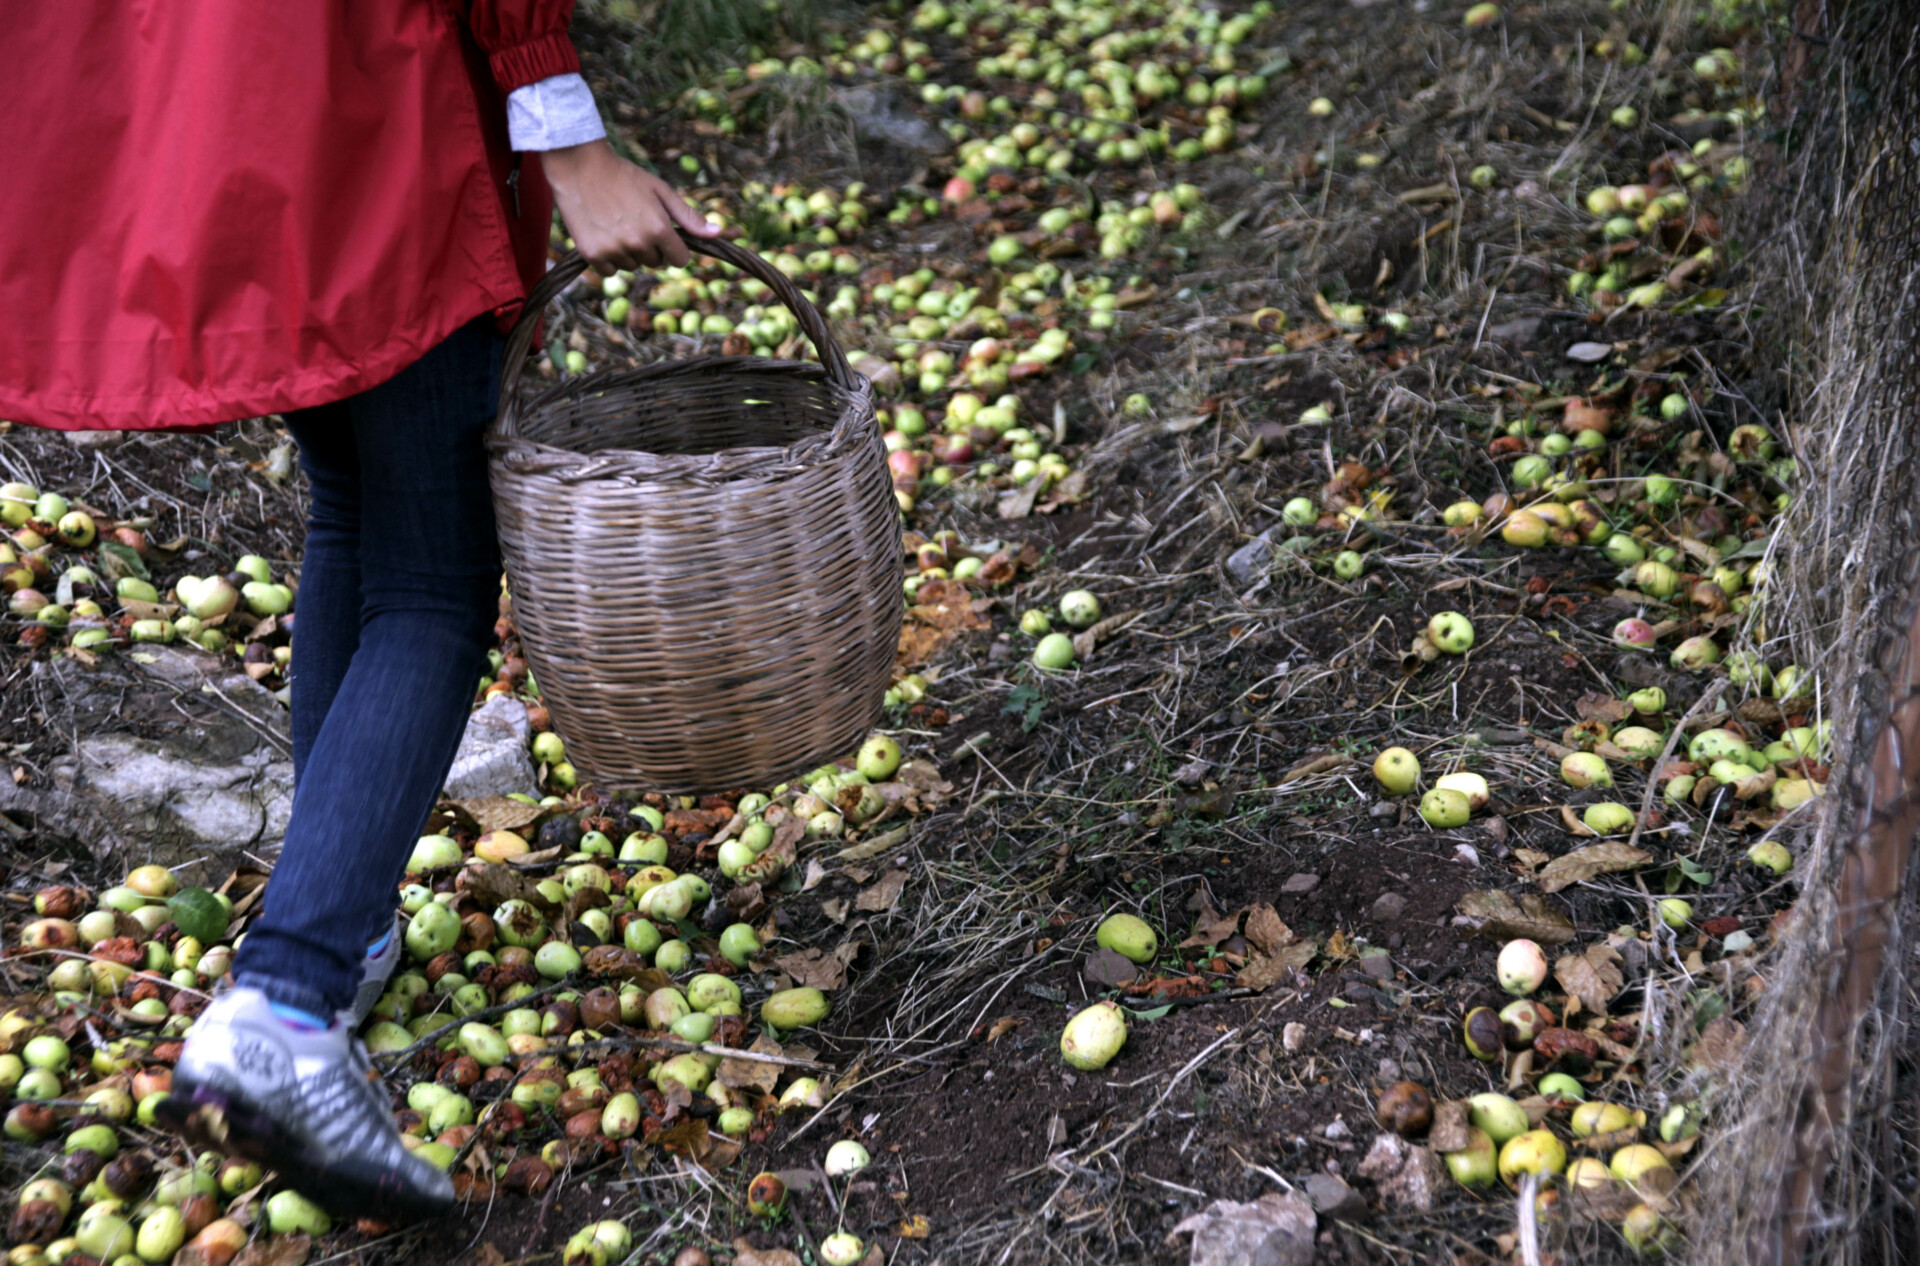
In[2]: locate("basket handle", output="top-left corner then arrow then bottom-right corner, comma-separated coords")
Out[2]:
496,227 -> 857,439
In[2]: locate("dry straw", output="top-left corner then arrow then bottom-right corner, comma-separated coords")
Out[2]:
1692,4 -> 1920,1262
488,232 -> 902,793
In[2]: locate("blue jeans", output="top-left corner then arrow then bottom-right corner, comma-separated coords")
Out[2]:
234,319 -> 504,1018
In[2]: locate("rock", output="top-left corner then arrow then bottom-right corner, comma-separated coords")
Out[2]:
444,694 -> 538,801
1322,1118 -> 1351,1141
1168,1192 -> 1316,1266
0,647 -> 293,874
1225,533 -> 1275,586
1485,317 -> 1543,346
1368,892 -> 1407,924
1082,948 -> 1138,988
1282,1022 -> 1308,1053
1356,1134 -> 1446,1213
1281,872 -> 1320,896
1303,1173 -> 1365,1219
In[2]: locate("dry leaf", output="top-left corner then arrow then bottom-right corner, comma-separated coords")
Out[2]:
1553,945 -> 1625,1015
733,1242 -> 805,1266
718,1035 -> 785,1094
855,869 -> 909,913
770,941 -> 860,991
1242,903 -> 1294,957
1277,752 -> 1352,784
461,863 -> 558,915
234,1234 -> 311,1266
448,795 -> 543,834
1536,842 -> 1652,892
1690,1016 -> 1747,1071
1236,939 -> 1316,990
1559,804 -> 1599,838
986,1017 -> 1026,1043
835,824 -> 910,861
1428,1099 -> 1472,1153
1575,693 -> 1633,724
1453,890 -> 1577,945
1180,901 -> 1244,949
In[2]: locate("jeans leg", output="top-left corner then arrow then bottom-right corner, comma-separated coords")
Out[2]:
236,321 -> 504,1017
282,404 -> 362,785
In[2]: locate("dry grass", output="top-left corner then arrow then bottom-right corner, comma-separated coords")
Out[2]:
1688,4 -> 1920,1262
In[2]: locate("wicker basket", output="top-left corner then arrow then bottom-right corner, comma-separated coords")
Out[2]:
486,233 -> 902,793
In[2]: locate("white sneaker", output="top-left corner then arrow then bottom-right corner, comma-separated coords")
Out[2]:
163,987 -> 454,1221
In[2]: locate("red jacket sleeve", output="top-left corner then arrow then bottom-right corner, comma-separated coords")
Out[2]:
457,0 -> 580,94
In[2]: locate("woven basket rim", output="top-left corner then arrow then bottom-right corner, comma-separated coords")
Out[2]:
487,356 -> 875,483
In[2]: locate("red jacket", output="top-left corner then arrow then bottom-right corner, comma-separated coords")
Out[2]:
3,1 -> 574,431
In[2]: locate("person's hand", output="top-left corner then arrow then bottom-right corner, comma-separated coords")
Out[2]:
541,140 -> 719,271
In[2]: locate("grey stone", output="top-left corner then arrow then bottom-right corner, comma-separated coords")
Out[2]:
1356,1134 -> 1447,1213
1281,872 -> 1320,895
1281,1022 -> 1308,1053
443,694 -> 537,801
1486,317 -> 1542,345
1368,892 -> 1408,924
1225,533 -> 1275,586
1303,1173 -> 1365,1219
0,646 -> 293,877
1169,1191 -> 1316,1266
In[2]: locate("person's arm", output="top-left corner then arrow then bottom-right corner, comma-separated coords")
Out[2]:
462,0 -> 719,270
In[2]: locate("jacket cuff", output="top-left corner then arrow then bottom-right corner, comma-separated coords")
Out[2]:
489,31 -> 582,95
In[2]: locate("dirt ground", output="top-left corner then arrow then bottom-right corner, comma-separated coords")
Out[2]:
1,0 -> 1798,1263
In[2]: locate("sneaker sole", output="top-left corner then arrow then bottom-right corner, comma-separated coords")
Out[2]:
157,1084 -> 455,1223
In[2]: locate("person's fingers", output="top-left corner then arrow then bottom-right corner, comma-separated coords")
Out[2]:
665,194 -> 723,238
658,228 -> 691,268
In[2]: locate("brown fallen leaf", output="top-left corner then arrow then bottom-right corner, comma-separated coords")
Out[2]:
855,869 -> 909,913
1236,939 -> 1316,990
234,1233 -> 311,1266
835,824 -> 909,861
1689,1016 -> 1746,1071
733,1241 -> 805,1266
1553,944 -> 1625,1015
1179,901 -> 1244,949
1242,903 -> 1294,957
1071,608 -> 1141,661
1575,693 -> 1634,724
448,795 -> 544,834
460,862 -> 557,915
771,941 -> 860,991
1559,804 -> 1599,838
986,1017 -> 1026,1043
1454,890 -> 1578,945
717,1035 -> 785,1094
1277,752 -> 1353,784
1536,841 -> 1652,892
